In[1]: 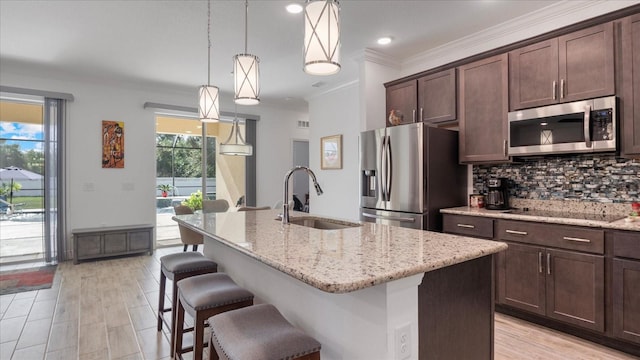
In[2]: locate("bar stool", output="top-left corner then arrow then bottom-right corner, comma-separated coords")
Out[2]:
157,252 -> 218,336
208,303 -> 321,360
174,273 -> 254,360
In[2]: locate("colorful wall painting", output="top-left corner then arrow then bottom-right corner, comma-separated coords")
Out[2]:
102,120 -> 125,168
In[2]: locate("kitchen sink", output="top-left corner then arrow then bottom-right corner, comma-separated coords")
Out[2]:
286,217 -> 362,230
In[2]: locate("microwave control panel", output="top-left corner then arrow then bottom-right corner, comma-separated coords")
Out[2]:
591,109 -> 613,141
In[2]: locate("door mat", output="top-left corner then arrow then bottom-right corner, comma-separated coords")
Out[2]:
0,265 -> 57,295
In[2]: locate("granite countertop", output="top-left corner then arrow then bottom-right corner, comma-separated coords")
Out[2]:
173,209 -> 507,294
440,206 -> 640,232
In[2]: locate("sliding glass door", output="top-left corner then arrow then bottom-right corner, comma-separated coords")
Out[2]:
0,93 -> 64,264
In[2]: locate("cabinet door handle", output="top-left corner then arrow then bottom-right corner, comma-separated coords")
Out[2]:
503,140 -> 508,157
505,229 -> 528,236
552,81 -> 557,100
412,109 -> 416,123
538,252 -> 543,273
547,253 -> 551,275
457,224 -> 475,229
560,79 -> 565,99
563,236 -> 591,243
420,108 -> 424,122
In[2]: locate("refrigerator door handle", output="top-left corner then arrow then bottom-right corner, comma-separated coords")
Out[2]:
362,212 -> 416,222
385,135 -> 392,200
380,135 -> 387,200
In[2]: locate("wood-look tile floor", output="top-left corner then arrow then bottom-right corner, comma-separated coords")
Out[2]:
0,247 -> 637,360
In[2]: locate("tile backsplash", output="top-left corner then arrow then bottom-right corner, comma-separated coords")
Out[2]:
473,154 -> 640,203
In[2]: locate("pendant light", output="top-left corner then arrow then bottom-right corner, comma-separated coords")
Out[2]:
199,0 -> 220,122
234,0 -> 260,105
219,105 -> 253,156
303,0 -> 341,75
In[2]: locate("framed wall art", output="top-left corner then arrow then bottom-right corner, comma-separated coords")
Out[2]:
102,120 -> 125,168
320,134 -> 342,170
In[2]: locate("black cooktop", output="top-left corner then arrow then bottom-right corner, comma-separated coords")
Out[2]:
503,208 -> 624,223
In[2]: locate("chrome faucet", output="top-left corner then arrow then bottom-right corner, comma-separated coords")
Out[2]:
281,166 -> 323,225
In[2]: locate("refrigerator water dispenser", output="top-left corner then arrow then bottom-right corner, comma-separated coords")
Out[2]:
362,170 -> 376,197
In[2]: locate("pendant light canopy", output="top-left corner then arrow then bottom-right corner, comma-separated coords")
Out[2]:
234,0 -> 260,105
199,0 -> 220,122
304,0 -> 341,76
219,110 -> 253,156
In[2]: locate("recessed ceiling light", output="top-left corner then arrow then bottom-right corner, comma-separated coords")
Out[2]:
377,36 -> 393,45
286,3 -> 303,14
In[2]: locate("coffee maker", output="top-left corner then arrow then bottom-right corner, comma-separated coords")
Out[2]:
485,178 -> 510,210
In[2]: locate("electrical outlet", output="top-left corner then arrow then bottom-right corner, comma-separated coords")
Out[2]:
395,324 -> 411,359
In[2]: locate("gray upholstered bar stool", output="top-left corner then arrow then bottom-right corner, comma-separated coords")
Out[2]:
157,252 -> 218,337
208,303 -> 321,360
174,273 -> 254,360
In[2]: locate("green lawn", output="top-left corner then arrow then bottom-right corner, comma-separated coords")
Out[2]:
8,196 -> 43,210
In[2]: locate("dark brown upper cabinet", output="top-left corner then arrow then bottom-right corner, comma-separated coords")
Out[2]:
621,14 -> 640,157
417,68 -> 457,124
385,68 -> 457,127
509,22 -> 615,111
458,53 -> 509,164
386,80 -> 417,126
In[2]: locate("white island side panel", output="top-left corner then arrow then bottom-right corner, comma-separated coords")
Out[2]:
204,237 -> 424,360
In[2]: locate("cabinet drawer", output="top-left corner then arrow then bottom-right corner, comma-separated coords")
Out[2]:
546,224 -> 604,254
443,215 -> 494,239
613,231 -> 640,260
497,220 -> 604,254
496,220 -> 542,243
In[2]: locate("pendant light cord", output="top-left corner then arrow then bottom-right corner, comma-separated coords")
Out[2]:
207,0 -> 211,86
244,0 -> 248,54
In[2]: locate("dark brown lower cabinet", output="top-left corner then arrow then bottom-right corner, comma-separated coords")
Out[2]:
419,255 -> 494,360
497,242 -> 605,332
546,248 -> 604,332
613,258 -> 640,344
497,242 -> 545,315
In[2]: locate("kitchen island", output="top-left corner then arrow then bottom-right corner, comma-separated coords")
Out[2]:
173,209 -> 507,360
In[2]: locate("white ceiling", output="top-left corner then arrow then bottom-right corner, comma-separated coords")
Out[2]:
0,0 -> 568,110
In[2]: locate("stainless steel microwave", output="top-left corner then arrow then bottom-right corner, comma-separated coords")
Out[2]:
508,96 -> 617,156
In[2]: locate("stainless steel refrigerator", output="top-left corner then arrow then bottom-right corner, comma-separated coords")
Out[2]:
360,123 -> 466,231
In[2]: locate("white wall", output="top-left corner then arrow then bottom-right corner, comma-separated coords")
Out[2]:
254,106 -> 309,209
0,66 -> 306,257
358,50 -> 400,131
307,83 -> 360,221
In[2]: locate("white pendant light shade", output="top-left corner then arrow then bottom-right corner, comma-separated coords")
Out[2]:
198,85 -> 220,122
234,54 -> 260,105
219,142 -> 253,156
304,0 -> 341,76
219,118 -> 253,156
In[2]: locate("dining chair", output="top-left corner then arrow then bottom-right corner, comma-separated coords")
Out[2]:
202,199 -> 230,213
173,205 -> 204,252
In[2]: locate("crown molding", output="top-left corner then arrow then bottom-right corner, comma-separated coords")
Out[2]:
353,49 -> 401,69
402,0 -> 639,75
